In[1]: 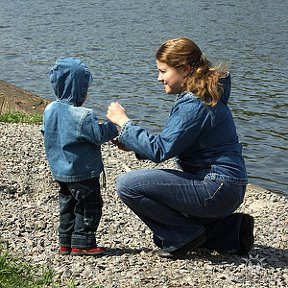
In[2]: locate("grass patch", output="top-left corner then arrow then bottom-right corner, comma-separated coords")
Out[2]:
0,245 -> 77,288
0,111 -> 42,124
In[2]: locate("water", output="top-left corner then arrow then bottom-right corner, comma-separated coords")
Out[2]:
0,0 -> 287,196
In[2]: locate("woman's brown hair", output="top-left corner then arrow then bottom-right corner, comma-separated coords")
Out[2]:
156,37 -> 227,106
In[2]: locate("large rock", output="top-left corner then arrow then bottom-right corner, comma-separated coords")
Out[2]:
0,80 -> 50,115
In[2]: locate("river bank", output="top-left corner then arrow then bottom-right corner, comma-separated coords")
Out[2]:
0,80 -> 49,115
0,122 -> 287,287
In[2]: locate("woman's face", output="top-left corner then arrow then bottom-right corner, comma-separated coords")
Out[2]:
156,60 -> 188,94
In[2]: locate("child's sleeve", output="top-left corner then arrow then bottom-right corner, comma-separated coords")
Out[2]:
97,121 -> 118,142
83,111 -> 118,144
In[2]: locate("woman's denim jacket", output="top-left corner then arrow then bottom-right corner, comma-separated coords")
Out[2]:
42,58 -> 118,182
119,74 -> 247,184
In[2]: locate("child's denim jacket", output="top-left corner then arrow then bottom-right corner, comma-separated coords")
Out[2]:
119,74 -> 247,184
42,58 -> 118,182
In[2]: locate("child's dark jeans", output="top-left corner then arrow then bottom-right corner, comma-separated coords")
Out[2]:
57,177 -> 102,249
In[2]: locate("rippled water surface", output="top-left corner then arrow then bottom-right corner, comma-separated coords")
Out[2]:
1,0 -> 287,196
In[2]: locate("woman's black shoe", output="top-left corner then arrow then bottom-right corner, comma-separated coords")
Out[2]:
238,214 -> 254,255
156,233 -> 207,259
153,234 -> 163,248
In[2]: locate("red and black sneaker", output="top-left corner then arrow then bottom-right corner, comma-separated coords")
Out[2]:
59,246 -> 71,255
70,247 -> 106,256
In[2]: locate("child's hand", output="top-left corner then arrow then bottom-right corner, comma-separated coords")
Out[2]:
107,102 -> 129,127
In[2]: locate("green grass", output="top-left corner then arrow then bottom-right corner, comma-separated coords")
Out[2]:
0,111 -> 42,124
0,245 -> 77,288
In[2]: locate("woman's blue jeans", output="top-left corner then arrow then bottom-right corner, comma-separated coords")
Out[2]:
57,177 -> 102,249
116,169 -> 246,252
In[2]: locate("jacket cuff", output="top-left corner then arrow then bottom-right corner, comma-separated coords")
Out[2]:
119,119 -> 132,139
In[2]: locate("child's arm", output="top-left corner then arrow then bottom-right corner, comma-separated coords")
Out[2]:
97,121 -> 118,142
82,111 -> 118,144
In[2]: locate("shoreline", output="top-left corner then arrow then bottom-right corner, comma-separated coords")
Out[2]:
0,78 -> 286,198
0,79 -> 50,115
0,122 -> 287,287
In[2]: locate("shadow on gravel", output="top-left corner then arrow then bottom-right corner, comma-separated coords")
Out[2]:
104,247 -> 153,256
101,245 -> 287,270
182,246 -> 288,269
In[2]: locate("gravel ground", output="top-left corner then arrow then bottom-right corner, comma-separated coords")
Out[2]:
0,122 -> 287,288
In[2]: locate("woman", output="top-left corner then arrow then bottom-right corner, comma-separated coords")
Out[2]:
106,37 -> 254,259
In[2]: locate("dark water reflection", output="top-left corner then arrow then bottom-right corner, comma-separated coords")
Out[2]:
0,0 -> 287,196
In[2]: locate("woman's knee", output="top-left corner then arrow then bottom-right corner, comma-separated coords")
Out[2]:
115,173 -> 124,195
115,172 -> 133,199
115,171 -> 143,200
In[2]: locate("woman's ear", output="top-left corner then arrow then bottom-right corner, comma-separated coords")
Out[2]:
183,65 -> 192,77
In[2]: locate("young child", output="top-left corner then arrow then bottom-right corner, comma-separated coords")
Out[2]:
42,58 -> 118,256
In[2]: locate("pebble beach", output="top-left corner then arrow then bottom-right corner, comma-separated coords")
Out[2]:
0,122 -> 287,288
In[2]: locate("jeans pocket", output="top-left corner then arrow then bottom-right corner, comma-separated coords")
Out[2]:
203,180 -> 244,218
205,181 -> 224,201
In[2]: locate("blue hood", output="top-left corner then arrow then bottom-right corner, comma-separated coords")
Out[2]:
49,57 -> 92,106
219,72 -> 231,105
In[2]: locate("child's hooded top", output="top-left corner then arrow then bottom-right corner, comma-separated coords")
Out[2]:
42,58 -> 118,182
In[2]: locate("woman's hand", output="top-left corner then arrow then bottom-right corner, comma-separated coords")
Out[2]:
106,102 -> 129,127
111,137 -> 131,151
